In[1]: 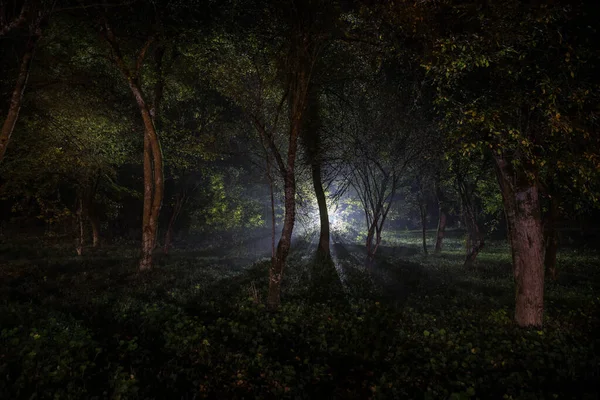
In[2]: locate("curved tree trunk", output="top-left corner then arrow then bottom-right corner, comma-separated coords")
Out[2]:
266,41 -> 311,310
312,161 -> 330,257
268,169 -> 297,310
301,85 -> 329,258
495,154 -> 545,327
138,106 -> 164,271
0,32 -> 39,164
434,183 -> 448,253
544,196 -> 559,281
104,26 -> 165,271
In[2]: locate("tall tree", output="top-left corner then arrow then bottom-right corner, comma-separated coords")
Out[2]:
101,17 -> 165,270
207,0 -> 324,309
425,0 -> 600,326
0,1 -> 48,164
338,81 -> 422,266
301,88 -> 330,257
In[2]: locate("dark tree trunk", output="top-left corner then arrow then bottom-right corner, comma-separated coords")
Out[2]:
269,177 -> 276,259
0,4 -> 28,37
163,194 -> 184,255
138,108 -> 164,271
495,154 -> 545,327
463,207 -> 484,268
419,201 -> 428,255
0,31 -> 39,164
434,184 -> 448,253
456,179 -> 484,268
268,169 -> 297,310
312,161 -> 330,257
266,45 -> 310,310
266,154 -> 276,258
90,216 -> 100,248
544,196 -> 559,281
75,198 -> 84,256
365,223 -> 376,267
301,86 -> 330,258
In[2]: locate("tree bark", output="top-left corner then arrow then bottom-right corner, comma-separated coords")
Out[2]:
0,3 -> 28,37
419,201 -> 428,255
104,27 -> 164,271
163,193 -> 184,255
365,223 -> 376,267
312,161 -> 330,257
75,198 -> 84,256
90,215 -> 100,248
494,154 -> 545,327
434,183 -> 448,253
266,39 -> 311,310
463,206 -> 484,268
268,168 -> 297,310
456,178 -> 484,268
0,31 -> 39,164
269,174 -> 276,259
138,104 -> 163,271
265,153 -> 276,259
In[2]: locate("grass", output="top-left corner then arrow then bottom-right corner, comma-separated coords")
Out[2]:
0,229 -> 599,399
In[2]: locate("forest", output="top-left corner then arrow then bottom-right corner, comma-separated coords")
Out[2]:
0,0 -> 599,398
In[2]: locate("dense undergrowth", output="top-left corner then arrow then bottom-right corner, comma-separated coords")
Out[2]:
0,231 -> 599,399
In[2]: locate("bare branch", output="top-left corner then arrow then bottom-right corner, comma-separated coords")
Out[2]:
0,2 -> 28,37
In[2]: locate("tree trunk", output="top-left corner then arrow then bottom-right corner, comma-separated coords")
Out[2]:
434,184 -> 447,253
266,154 -> 276,259
494,155 -> 545,327
104,27 -> 164,271
0,32 -> 39,164
312,161 -> 330,257
75,198 -> 84,256
90,215 -> 100,248
544,196 -> 559,281
269,177 -> 276,259
419,202 -> 428,255
267,169 -> 296,310
266,56 -> 311,309
457,180 -> 484,268
265,31 -> 313,310
365,223 -> 376,267
138,112 -> 163,271
463,207 -> 484,268
163,194 -> 184,255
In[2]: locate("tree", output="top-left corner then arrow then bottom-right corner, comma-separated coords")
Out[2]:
101,13 -> 166,270
449,155 -> 491,268
0,1 -> 48,164
425,0 -> 600,326
301,88 -> 330,257
336,80 -> 422,266
207,0 -> 325,309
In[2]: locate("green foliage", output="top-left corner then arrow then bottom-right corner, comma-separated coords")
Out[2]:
1,234 -> 598,399
424,0 -> 600,204
188,171 -> 265,233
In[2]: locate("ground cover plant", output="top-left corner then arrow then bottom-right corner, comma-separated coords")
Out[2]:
1,0 -> 600,399
1,230 -> 598,399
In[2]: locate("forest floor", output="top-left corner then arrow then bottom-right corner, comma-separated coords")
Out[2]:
0,229 -> 599,399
